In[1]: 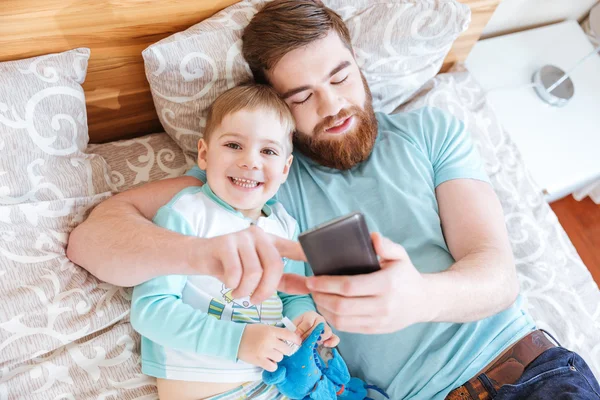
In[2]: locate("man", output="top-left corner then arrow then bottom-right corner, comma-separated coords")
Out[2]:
68,1 -> 600,399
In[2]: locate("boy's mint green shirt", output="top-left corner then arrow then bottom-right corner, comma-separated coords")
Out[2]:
131,184 -> 316,382
186,107 -> 535,399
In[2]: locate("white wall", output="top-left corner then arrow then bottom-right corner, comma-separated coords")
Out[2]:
481,0 -> 599,38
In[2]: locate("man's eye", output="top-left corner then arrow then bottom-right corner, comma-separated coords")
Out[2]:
262,149 -> 277,156
225,143 -> 241,150
293,93 -> 312,105
332,75 -> 348,85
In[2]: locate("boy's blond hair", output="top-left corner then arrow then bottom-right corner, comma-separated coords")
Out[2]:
203,84 -> 295,153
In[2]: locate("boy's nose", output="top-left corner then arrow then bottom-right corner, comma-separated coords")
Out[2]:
239,152 -> 260,169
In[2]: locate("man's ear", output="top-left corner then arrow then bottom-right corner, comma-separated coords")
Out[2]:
197,139 -> 209,170
281,154 -> 294,183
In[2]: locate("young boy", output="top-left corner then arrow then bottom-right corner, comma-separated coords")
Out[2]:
130,84 -> 339,400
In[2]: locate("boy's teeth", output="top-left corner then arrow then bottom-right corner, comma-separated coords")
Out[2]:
232,177 -> 259,188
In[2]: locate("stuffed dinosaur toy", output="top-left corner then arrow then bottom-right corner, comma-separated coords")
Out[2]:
262,322 -> 389,400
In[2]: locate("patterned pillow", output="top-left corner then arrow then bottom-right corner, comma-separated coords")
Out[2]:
0,49 -> 154,397
143,0 -> 470,158
88,132 -> 194,192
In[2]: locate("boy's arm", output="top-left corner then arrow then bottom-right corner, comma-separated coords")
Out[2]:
278,224 -> 316,320
130,205 -> 244,361
131,274 -> 245,361
278,259 -> 316,321
279,257 -> 339,348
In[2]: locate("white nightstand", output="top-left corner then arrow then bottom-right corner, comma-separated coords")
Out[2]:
465,20 -> 600,202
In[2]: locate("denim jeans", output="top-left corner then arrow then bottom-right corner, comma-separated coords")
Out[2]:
479,347 -> 600,399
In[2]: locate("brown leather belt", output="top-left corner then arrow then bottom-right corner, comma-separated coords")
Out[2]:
446,330 -> 557,400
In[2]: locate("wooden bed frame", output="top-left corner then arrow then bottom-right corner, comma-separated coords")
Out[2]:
0,0 -> 500,144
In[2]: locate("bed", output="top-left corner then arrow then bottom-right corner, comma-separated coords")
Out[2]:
1,1 -> 598,398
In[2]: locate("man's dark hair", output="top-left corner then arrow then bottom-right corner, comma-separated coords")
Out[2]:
242,0 -> 353,83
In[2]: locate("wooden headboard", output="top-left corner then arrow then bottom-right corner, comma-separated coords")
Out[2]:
0,0 -> 500,144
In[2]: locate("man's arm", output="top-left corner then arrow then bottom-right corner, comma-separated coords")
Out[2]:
427,178 -> 519,322
67,176 -> 204,287
67,175 -> 307,297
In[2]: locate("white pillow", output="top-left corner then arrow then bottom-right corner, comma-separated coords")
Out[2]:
143,0 -> 470,158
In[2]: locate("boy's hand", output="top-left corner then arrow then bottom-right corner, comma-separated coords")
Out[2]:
294,311 -> 340,348
238,324 -> 301,372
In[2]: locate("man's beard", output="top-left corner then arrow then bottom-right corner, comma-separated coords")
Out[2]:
293,74 -> 378,170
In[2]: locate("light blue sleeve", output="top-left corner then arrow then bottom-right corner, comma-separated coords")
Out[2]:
419,107 -> 490,187
130,206 -> 245,362
278,225 -> 317,321
185,165 -> 206,183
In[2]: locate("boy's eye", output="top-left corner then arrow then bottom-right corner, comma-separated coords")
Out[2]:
262,148 -> 278,156
225,143 -> 241,150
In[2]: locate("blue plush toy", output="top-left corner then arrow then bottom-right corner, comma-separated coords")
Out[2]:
262,323 -> 389,400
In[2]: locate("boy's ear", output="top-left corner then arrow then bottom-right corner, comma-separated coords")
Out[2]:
197,139 -> 208,170
281,154 -> 294,183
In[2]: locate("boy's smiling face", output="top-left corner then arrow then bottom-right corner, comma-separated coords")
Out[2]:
197,108 -> 293,220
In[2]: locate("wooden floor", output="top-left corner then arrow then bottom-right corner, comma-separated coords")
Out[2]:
550,195 -> 600,287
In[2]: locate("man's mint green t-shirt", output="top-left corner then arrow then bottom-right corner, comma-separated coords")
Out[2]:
186,107 -> 535,399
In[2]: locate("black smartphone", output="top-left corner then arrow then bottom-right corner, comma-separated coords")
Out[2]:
298,212 -> 380,276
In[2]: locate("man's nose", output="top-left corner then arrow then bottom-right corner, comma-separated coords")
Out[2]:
317,88 -> 344,119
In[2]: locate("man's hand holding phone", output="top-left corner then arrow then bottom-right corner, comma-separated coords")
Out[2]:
280,212 -> 436,335
305,232 -> 436,334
